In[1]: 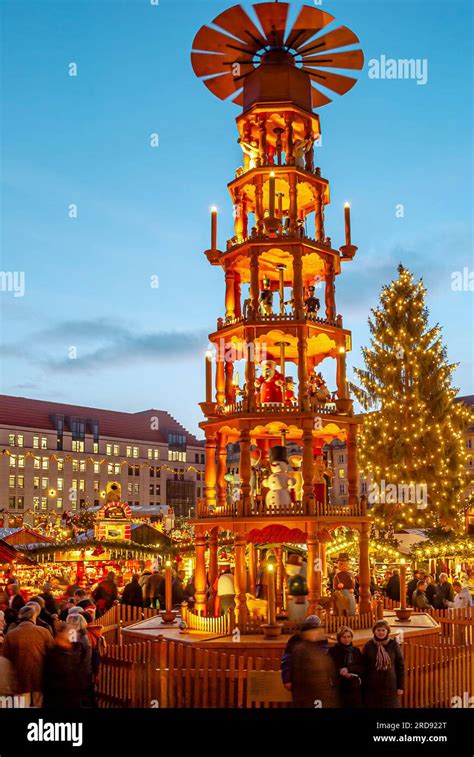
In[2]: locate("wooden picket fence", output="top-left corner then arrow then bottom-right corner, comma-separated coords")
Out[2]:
381,601 -> 474,646
96,635 -> 474,709
326,611 -> 376,634
99,604 -> 161,644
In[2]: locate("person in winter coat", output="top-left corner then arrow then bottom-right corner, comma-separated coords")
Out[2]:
433,573 -> 455,609
285,616 -> 339,708
411,581 -> 433,610
39,583 -> 58,615
93,572 -> 118,612
8,584 -> 25,614
172,570 -> 186,607
121,575 -> 143,607
143,569 -> 164,609
406,571 -> 422,606
385,570 -> 400,602
281,615 -> 329,689
66,611 -> 93,705
424,575 -> 437,606
2,605 -> 55,707
447,581 -> 473,608
43,623 -> 90,709
362,620 -> 405,708
328,626 -> 364,707
30,596 -> 55,633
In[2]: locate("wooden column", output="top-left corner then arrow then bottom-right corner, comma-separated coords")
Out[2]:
258,114 -> 267,166
239,429 -> 251,517
324,262 -> 336,321
315,186 -> 324,242
359,522 -> 371,614
336,348 -> 348,399
216,353 -> 225,406
234,272 -> 242,318
288,172 -> 297,235
307,531 -> 320,614
292,248 -> 304,319
248,542 -> 257,596
208,528 -> 219,593
275,546 -> 284,612
234,533 -> 248,627
347,424 -> 358,508
225,266 -> 236,320
284,112 -> 294,165
302,427 -> 314,513
204,433 -> 217,511
320,543 -> 327,594
216,433 -> 227,507
224,360 -> 235,405
297,326 -> 309,412
194,534 -> 207,616
244,328 -> 256,412
250,249 -> 260,318
255,176 -> 264,234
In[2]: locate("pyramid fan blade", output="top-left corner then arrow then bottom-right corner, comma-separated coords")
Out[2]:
311,87 -> 333,108
302,50 -> 364,70
303,68 -> 357,95
213,4 -> 266,50
298,26 -> 361,56
253,2 -> 290,47
191,52 -> 254,79
285,6 -> 334,50
203,72 -> 240,101
193,25 -> 254,55
232,90 -> 244,105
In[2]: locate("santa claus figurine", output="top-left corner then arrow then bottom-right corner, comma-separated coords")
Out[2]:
256,360 -> 285,405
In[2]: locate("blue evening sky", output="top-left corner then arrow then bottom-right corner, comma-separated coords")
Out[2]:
1,0 -> 472,437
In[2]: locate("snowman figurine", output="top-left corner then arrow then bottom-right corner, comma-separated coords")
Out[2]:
263,446 -> 296,509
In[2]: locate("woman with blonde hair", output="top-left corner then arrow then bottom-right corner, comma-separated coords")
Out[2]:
328,626 -> 363,707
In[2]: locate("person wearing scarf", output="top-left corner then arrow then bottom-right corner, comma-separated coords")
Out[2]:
328,626 -> 363,707
362,620 -> 405,707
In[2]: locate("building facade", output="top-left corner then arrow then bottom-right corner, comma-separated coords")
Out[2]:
0,395 -> 205,520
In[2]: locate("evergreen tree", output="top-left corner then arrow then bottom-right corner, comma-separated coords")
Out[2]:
351,265 -> 470,532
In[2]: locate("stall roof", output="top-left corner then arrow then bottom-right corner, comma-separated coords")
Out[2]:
0,527 -> 54,545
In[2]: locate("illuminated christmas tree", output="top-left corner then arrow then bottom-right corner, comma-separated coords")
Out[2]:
352,264 -> 471,532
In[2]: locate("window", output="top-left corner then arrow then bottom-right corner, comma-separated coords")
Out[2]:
149,483 -> 154,496
148,448 -> 159,460
72,479 -> 78,490
195,453 -> 199,463
9,455 -> 16,468
134,483 -> 139,493
338,454 -> 344,464
339,468 -> 345,479
18,455 -> 25,469
114,444 -> 119,456
9,475 -> 15,488
41,436 -> 48,450
128,483 -> 133,494
17,475 -> 24,488
57,458 -> 64,471
126,446 -> 132,457
41,497 -> 47,511
133,446 -> 139,458
108,463 -> 114,475
17,496 -> 24,510
33,477 -> 40,490
94,480 -> 100,492
339,484 -> 345,494
106,444 -> 113,456
56,498 -> 63,509
80,460 -> 86,472
361,482 -> 367,494
33,436 -> 40,449
55,415 -> 64,451
93,442 -> 99,454
72,440 -> 85,452
150,467 -> 154,478
156,484 -> 160,496
79,480 -> 85,492
91,420 -> 99,450
8,433 -> 15,446
33,496 -> 40,511
33,456 -> 40,469
201,454 -> 204,464
94,462 -> 100,474
71,418 -> 86,448
73,460 -> 79,472
57,478 -> 64,491
42,457 -> 49,470
168,450 -> 186,462
9,496 -> 15,509
467,439 -> 472,449
17,434 -> 24,447
41,477 -> 48,490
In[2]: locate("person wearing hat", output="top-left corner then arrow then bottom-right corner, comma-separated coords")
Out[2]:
258,276 -> 273,316
282,615 -> 339,708
304,285 -> 320,318
328,626 -> 363,707
256,359 -> 285,405
362,620 -> 405,708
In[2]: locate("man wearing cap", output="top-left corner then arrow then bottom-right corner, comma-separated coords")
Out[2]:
304,286 -> 320,318
281,615 -> 339,707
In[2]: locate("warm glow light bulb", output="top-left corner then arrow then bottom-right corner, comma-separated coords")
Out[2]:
344,201 -> 350,208
210,205 -> 217,213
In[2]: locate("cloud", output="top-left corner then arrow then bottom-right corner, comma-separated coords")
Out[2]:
1,317 -> 209,374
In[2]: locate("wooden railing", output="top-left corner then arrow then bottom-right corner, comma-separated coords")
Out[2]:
97,635 -> 474,709
198,498 -> 365,519
181,603 -> 234,635
99,604 -> 161,644
217,313 -> 342,330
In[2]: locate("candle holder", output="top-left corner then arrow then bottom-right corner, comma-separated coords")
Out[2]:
261,622 -> 283,639
160,609 -> 178,624
394,608 -> 412,622
339,243 -> 358,261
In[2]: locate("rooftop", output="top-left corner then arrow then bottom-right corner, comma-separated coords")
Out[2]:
0,394 -> 204,446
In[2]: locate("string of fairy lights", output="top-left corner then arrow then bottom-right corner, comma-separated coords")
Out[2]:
353,266 -> 472,533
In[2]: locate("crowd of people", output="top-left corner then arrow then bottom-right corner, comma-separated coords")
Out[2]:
281,616 -> 405,708
380,568 -> 473,610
